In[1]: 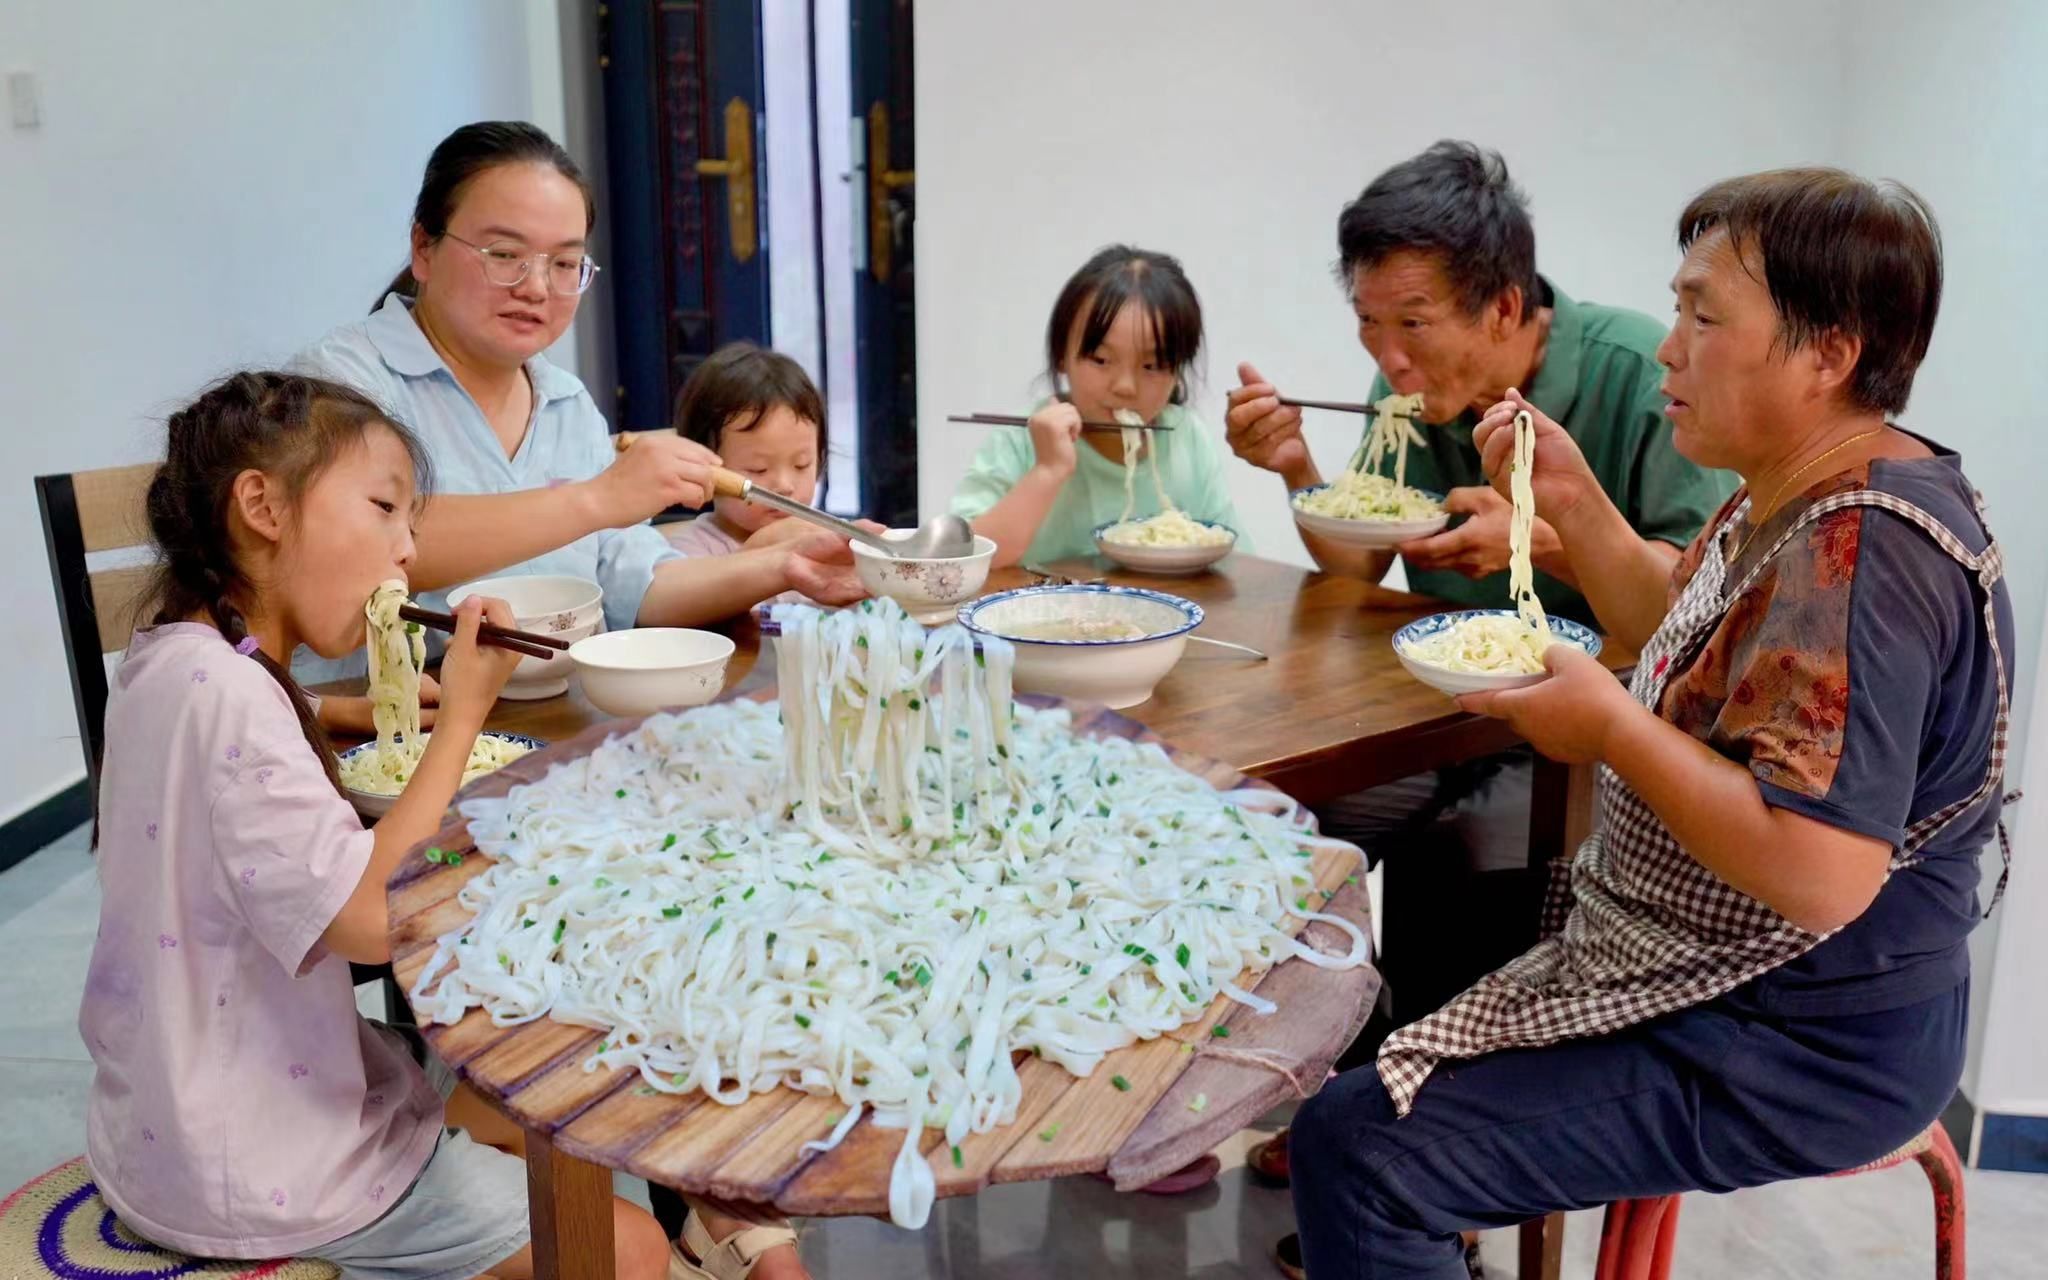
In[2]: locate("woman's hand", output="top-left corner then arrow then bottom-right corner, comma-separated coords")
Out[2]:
597,433 -> 722,521
1472,388 -> 1599,527
779,528 -> 870,606
1455,644 -> 1638,764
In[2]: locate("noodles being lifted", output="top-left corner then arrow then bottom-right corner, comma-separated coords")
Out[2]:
409,598 -> 1367,1228
1102,409 -> 1232,548
336,581 -> 535,795
1293,391 -> 1443,522
1402,409 -> 1554,675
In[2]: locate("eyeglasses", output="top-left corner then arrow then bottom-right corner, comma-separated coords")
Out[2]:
442,233 -> 602,296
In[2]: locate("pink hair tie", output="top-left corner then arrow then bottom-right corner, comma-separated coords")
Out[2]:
234,636 -> 260,656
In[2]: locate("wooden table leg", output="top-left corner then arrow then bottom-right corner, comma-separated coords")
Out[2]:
1518,1212 -> 1566,1280
1520,759 -> 1592,1280
525,1127 -> 615,1280
1528,756 -> 1597,870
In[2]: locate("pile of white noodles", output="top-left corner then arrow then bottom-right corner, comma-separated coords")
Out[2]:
337,579 -> 536,795
408,598 -> 1365,1228
1402,410 -> 1555,675
1292,392 -> 1443,522
1098,408 -> 1233,547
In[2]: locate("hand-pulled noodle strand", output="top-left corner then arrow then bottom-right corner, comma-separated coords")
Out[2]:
409,598 -> 1366,1228
337,580 -> 535,794
1296,393 -> 1441,523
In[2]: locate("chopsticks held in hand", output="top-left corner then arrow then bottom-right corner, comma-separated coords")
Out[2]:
947,412 -> 1175,433
398,604 -> 565,662
1278,397 -> 1384,416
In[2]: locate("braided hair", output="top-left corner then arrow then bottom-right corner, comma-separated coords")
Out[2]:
141,371 -> 434,794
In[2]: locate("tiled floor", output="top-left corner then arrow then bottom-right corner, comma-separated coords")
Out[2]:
5,829 -> 2043,1278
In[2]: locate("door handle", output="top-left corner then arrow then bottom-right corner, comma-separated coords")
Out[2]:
867,102 -> 914,282
695,96 -> 757,263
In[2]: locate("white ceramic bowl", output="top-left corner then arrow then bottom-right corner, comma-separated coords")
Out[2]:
446,575 -> 604,700
337,731 -> 546,822
957,584 -> 1202,709
569,627 -> 736,718
851,531 -> 998,623
1289,485 -> 1450,549
1091,520 -> 1238,575
1392,610 -> 1603,696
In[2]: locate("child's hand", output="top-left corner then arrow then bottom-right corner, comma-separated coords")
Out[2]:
598,433 -> 721,520
1026,402 -> 1083,479
435,597 -> 522,731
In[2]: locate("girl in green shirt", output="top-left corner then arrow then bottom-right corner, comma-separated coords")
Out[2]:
950,245 -> 1247,568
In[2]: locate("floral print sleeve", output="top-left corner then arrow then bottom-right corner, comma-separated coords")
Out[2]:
1657,468 -> 1966,848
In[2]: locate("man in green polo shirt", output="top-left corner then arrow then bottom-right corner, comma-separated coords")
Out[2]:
1225,145 -> 1732,1260
1229,140 -> 1730,628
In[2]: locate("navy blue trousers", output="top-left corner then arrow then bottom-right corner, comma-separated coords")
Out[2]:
1289,982 -> 1966,1279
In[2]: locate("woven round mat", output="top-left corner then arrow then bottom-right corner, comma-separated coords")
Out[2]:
0,1158 -> 339,1280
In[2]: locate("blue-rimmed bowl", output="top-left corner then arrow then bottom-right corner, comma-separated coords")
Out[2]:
958,584 -> 1202,708
1393,610 -> 1602,696
1091,518 -> 1237,575
1289,485 -> 1449,548
337,732 -> 547,821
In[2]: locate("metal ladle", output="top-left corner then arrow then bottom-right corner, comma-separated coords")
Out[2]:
712,469 -> 977,559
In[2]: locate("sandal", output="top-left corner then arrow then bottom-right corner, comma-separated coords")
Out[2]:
668,1208 -> 800,1280
1248,1127 -> 1291,1186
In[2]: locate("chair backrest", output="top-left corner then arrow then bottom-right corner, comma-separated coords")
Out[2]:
35,463 -> 160,791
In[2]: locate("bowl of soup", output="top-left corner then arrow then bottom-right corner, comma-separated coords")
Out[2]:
956,584 -> 1202,708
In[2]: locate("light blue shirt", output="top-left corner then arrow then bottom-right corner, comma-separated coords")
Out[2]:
290,293 -> 679,681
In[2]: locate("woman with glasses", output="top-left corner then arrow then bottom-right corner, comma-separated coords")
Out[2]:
292,122 -> 866,692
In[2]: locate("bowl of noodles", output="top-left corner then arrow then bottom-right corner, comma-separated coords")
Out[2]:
1394,610 -> 1601,696
957,583 -> 1201,708
1289,477 -> 1449,548
338,732 -> 545,820
1092,515 -> 1237,575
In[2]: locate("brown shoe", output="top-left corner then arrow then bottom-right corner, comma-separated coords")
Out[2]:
1273,1232 -> 1305,1280
1249,1127 -> 1291,1186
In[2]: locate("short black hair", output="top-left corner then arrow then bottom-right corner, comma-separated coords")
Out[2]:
1336,140 -> 1538,320
1679,168 -> 1942,415
1045,245 -> 1204,403
670,342 -> 827,453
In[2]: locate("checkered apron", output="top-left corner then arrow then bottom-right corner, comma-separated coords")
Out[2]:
1377,487 -> 2011,1116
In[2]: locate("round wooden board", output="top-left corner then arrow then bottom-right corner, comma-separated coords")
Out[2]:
385,693 -> 1380,1216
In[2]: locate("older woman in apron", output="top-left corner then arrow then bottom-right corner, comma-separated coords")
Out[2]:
1287,168 -> 2014,1280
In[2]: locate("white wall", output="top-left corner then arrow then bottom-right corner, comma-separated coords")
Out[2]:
913,0 -> 1847,564
1835,0 -> 2048,1121
0,1 -> 552,827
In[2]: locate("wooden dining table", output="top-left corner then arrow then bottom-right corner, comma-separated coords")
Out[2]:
348,552 -> 1630,1280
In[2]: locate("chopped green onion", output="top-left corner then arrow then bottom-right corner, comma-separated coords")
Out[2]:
547,874 -> 559,886
1188,1093 -> 1208,1114
705,917 -> 724,937
661,906 -> 683,919
615,788 -> 626,799
662,833 -> 677,851
553,920 -> 566,945
1038,1124 -> 1061,1142
1175,943 -> 1191,968
1212,1025 -> 1231,1038
951,1144 -> 964,1168
1111,1075 -> 1131,1092
914,965 -> 933,987
794,1013 -> 811,1029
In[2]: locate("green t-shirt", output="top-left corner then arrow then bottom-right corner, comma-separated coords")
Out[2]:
1370,279 -> 1734,626
948,402 -> 1251,565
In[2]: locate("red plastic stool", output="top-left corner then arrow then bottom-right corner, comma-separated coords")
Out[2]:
1591,1122 -> 1966,1280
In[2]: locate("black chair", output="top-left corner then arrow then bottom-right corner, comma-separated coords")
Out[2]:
36,464 -> 409,1024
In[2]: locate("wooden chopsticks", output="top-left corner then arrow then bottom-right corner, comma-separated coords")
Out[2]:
398,604 -> 566,661
947,412 -> 1175,433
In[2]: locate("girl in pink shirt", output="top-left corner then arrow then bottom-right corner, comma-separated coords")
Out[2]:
80,371 -> 669,1280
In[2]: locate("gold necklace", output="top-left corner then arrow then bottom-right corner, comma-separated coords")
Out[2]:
1732,429 -> 1884,561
